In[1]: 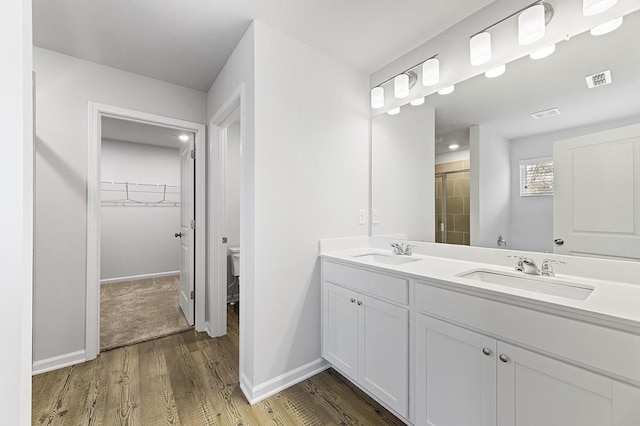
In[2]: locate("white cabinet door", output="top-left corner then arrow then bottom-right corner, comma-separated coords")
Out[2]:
358,293 -> 409,418
496,342 -> 640,426
553,123 -> 640,260
322,282 -> 358,379
415,315 -> 496,426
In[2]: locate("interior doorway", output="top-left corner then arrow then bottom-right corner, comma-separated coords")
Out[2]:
99,118 -> 194,350
86,103 -> 206,361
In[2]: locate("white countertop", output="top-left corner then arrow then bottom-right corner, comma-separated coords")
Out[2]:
321,247 -> 640,333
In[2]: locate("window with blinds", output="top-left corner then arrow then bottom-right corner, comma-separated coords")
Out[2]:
519,157 -> 554,196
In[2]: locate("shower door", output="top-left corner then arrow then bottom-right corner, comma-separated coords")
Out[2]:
435,169 -> 470,245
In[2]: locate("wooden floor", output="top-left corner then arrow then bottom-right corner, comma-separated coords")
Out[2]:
32,306 -> 404,425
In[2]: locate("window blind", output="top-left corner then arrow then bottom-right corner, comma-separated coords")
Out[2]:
519,157 -> 553,196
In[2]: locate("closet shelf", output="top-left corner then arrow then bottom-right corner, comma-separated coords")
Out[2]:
101,181 -> 181,207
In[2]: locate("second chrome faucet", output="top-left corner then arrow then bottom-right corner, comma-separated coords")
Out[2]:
390,242 -> 414,256
508,255 -> 566,277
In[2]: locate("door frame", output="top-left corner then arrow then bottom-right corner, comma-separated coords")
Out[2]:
208,87 -> 244,339
86,102 -> 206,360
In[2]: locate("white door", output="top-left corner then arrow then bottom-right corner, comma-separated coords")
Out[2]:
358,293 -> 408,418
322,282 -> 358,379
553,123 -> 640,260
178,139 -> 195,325
496,342 -> 640,426
415,314 -> 496,426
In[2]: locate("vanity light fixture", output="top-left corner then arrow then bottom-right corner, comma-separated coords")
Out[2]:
394,74 -> 410,99
422,57 -> 440,86
519,4 -> 546,45
438,85 -> 455,95
388,107 -> 401,115
410,97 -> 425,106
590,16 -> 623,36
449,144 -> 460,150
371,87 -> 384,109
530,43 -> 556,59
485,64 -> 506,78
179,134 -> 189,142
470,32 -> 492,66
583,0 -> 617,16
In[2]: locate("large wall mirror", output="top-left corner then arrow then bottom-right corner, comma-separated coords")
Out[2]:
371,7 -> 640,260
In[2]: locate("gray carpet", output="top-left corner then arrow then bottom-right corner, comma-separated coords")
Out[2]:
100,275 -> 192,351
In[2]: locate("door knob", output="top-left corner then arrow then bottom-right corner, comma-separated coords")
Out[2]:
499,354 -> 509,363
174,232 -> 183,238
482,348 -> 492,356
350,298 -> 356,303
553,238 -> 564,246
357,301 -> 363,306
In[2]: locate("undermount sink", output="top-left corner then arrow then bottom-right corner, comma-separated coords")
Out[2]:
458,269 -> 595,300
353,253 -> 421,265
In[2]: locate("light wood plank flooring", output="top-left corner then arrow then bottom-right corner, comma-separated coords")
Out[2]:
33,306 -> 404,425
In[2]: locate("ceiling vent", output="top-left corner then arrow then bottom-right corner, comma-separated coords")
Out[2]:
531,107 -> 561,120
586,69 -> 612,88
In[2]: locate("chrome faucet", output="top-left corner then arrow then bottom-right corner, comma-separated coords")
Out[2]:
521,258 -> 540,275
507,255 -> 540,275
540,259 -> 566,277
390,242 -> 414,256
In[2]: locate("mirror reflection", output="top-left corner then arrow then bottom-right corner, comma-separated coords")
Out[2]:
371,8 -> 640,259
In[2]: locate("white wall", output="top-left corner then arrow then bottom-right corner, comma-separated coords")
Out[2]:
372,103 -> 435,241
33,47 -> 206,363
226,122 -> 241,300
226,123 -> 241,248
100,139 -> 180,281
470,125 -> 511,248
0,0 -> 33,422
221,21 -> 368,392
509,114 -> 640,252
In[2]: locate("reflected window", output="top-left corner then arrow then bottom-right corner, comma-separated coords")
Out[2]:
520,157 -> 554,196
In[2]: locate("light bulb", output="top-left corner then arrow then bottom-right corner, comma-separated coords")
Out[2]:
449,144 -> 460,150
470,32 -> 492,66
388,107 -> 401,115
371,87 -> 384,109
438,85 -> 455,95
519,4 -> 545,45
530,44 -> 556,59
590,16 -> 623,36
179,134 -> 189,142
394,74 -> 410,99
485,64 -> 506,78
422,58 -> 440,86
410,97 -> 425,106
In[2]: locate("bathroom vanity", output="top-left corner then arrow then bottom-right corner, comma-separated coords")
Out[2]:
320,242 -> 640,426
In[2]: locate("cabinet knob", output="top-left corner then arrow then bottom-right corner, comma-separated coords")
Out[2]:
357,301 -> 362,306
482,347 -> 492,356
350,298 -> 356,303
499,354 -> 509,363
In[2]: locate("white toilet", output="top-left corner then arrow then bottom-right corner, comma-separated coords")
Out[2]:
229,247 -> 240,277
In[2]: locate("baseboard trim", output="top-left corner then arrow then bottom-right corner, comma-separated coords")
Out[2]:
100,271 -> 179,285
241,358 -> 330,405
32,350 -> 86,375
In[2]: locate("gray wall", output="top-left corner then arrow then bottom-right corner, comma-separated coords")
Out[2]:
33,47 -> 206,362
100,139 -> 180,281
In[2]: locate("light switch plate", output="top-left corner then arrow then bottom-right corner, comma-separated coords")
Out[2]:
372,209 -> 379,224
359,209 -> 367,225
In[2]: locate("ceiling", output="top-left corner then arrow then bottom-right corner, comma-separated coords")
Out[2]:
102,117 -> 192,149
428,7 -> 640,142
32,0 -> 495,92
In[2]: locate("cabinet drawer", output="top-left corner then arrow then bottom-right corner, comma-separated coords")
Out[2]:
415,281 -> 640,384
323,261 -> 408,305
